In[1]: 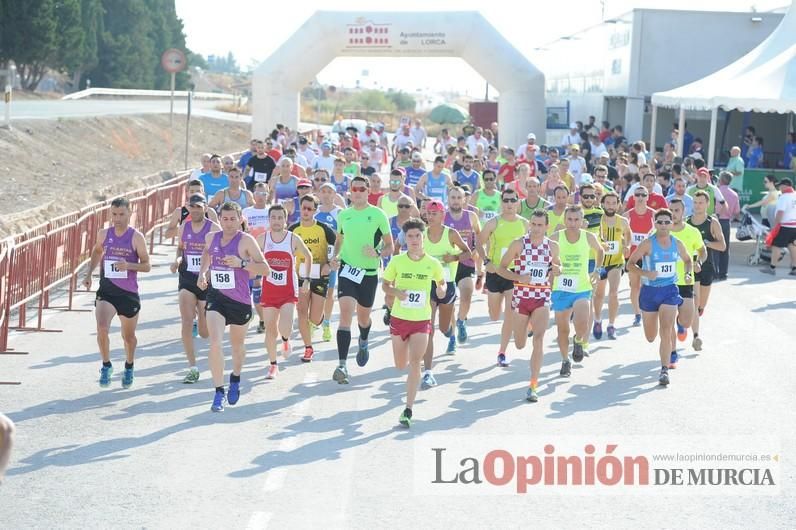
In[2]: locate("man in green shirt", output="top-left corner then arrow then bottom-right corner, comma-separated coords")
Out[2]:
726,146 -> 745,192
330,176 -> 394,384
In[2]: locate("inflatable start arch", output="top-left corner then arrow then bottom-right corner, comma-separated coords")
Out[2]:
252,11 -> 545,149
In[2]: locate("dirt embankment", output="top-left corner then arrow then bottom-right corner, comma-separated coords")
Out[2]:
0,114 -> 250,237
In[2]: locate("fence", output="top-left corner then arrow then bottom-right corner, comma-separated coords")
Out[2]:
0,152 -> 244,354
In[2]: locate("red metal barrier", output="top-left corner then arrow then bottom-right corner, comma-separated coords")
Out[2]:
0,151 -> 245,355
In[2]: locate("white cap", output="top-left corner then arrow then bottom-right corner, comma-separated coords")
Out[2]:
411,152 -> 423,161
569,122 -> 578,129
527,133 -> 536,140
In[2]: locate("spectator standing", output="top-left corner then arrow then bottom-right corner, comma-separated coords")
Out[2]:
716,171 -> 740,280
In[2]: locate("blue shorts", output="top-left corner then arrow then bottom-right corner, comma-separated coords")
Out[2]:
639,284 -> 682,312
551,290 -> 592,312
328,270 -> 337,290
588,259 -> 596,274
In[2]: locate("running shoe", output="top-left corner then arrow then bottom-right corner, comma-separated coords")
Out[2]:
526,386 -> 539,403
322,323 -> 332,342
658,368 -> 670,386
356,338 -> 369,367
527,330 -> 534,338
572,340 -> 585,363
333,365 -> 349,384
383,308 -> 391,327
559,360 -> 572,377
192,320 -> 198,337
592,321 -> 603,340
668,351 -> 679,369
633,314 -> 642,327
211,389 -> 226,412
228,380 -> 241,405
692,336 -> 703,351
121,367 -> 134,389
281,339 -> 291,360
497,353 -> 509,367
446,334 -> 456,355
399,408 -> 412,428
99,365 -> 113,388
266,364 -> 279,379
760,267 -> 775,275
302,346 -> 315,363
676,322 -> 687,342
456,318 -> 468,343
421,372 -> 437,389
790,268 -> 796,276
698,307 -> 704,317
183,366 -> 200,384
606,325 -> 616,340
257,320 -> 265,334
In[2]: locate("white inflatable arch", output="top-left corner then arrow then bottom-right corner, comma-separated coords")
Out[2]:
252,11 -> 545,149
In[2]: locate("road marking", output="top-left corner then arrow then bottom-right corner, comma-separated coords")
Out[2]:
246,511 -> 272,530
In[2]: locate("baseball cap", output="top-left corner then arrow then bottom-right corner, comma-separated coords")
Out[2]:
580,173 -> 594,184
599,151 -> 610,158
697,167 -> 710,178
399,146 -> 410,153
321,142 -> 331,149
691,152 -> 704,161
426,200 -> 445,213
570,144 -> 580,151
411,152 -> 423,161
319,182 -> 336,192
569,122 -> 578,129
188,194 -> 206,206
527,133 -> 536,140
298,136 -> 308,144
297,178 -> 312,188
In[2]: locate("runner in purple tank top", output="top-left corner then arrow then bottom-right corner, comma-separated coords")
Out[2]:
83,197 -> 151,390
444,186 -> 483,346
169,194 -> 219,384
197,201 -> 270,412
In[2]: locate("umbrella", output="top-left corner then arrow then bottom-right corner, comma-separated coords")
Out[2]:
428,103 -> 470,124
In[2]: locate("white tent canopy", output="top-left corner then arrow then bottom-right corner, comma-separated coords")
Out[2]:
649,1 -> 796,165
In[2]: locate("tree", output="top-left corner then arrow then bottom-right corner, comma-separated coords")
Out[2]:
72,0 -> 102,90
387,91 -> 416,112
0,0 -> 59,90
55,0 -> 85,83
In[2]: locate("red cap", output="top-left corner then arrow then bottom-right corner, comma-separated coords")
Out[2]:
697,168 -> 710,178
297,178 -> 312,188
426,200 -> 446,213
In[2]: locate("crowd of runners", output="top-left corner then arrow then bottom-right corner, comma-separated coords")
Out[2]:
82,119 -> 796,428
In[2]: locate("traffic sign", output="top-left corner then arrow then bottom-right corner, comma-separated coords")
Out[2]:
161,48 -> 186,73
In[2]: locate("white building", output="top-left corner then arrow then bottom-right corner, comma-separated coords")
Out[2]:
538,8 -> 788,161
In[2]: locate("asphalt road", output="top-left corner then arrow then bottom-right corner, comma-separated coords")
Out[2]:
2,98 -> 252,122
0,240 -> 794,528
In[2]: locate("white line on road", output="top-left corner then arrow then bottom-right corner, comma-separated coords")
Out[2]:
246,511 -> 272,530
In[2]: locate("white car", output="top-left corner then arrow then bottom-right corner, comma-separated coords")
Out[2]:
332,118 -> 368,134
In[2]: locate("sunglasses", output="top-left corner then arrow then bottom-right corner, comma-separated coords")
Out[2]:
314,177 -> 327,182
254,191 -> 268,196
581,194 -> 596,199
483,178 -> 496,182
351,186 -> 368,192
502,198 -> 518,203
301,206 -> 316,211
389,179 -> 402,184
398,204 -> 412,209
656,220 -> 672,225
635,193 -> 648,198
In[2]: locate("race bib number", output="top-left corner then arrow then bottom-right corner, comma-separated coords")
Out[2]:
632,232 -> 648,245
309,263 -> 321,279
254,172 -> 268,182
526,263 -> 548,283
557,275 -> 577,292
104,259 -> 127,279
185,254 -> 202,273
327,245 -> 335,260
401,290 -> 426,309
605,241 -> 620,255
483,211 -> 497,221
267,269 -> 287,286
655,262 -> 676,278
211,269 -> 235,290
340,264 -> 365,284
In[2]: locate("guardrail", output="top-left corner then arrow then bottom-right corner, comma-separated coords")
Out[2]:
63,88 -> 238,101
0,151 -> 245,354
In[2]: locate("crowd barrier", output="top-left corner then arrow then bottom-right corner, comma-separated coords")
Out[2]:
0,152 -> 245,354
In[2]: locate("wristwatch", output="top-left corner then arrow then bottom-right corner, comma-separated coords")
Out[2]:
240,259 -> 249,268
